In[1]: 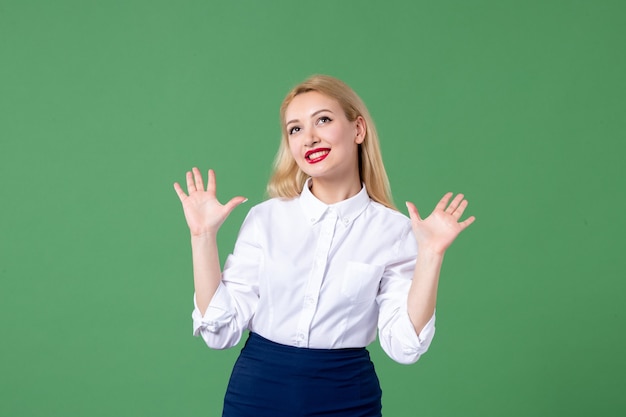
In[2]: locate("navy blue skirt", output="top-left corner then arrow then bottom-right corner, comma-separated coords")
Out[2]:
222,332 -> 382,417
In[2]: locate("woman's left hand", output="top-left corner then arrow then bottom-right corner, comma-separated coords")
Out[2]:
406,193 -> 475,256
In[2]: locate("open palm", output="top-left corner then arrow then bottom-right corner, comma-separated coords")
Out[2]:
173,167 -> 247,237
406,192 -> 475,255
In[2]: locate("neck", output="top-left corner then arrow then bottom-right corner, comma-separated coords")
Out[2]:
309,177 -> 362,204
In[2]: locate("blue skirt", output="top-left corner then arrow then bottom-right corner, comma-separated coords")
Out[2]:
222,332 -> 382,417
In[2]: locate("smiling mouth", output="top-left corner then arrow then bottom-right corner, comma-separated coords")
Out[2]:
305,148 -> 330,164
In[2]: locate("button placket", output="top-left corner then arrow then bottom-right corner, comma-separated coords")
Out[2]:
294,209 -> 338,347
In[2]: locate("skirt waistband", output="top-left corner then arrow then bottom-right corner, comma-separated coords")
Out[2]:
247,332 -> 366,359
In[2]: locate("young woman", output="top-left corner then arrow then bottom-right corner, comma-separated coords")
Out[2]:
174,75 -> 475,416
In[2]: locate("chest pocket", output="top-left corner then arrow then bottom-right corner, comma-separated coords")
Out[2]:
341,261 -> 384,304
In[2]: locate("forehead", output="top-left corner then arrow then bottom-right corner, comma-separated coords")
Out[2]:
285,91 -> 342,120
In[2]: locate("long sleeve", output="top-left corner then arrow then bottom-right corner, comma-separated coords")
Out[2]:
192,209 -> 262,349
377,225 -> 436,364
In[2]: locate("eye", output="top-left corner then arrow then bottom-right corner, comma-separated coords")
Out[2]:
316,116 -> 332,126
288,126 -> 301,135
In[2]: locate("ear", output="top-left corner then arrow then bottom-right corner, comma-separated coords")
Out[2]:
354,116 -> 366,144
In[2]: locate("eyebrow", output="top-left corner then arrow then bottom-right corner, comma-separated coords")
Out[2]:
286,109 -> 334,126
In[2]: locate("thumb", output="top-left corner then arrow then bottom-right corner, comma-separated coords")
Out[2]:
405,201 -> 422,222
223,196 -> 248,214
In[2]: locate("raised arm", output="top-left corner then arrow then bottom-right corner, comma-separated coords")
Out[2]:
173,167 -> 247,315
405,193 -> 475,333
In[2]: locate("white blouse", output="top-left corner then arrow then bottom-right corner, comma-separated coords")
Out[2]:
192,181 -> 436,364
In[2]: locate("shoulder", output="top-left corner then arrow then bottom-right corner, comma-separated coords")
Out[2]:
365,201 -> 416,255
365,200 -> 412,230
362,200 -> 414,244
247,196 -> 299,220
251,196 -> 298,211
235,197 -> 299,240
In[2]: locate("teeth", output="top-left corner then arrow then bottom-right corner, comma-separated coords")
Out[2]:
308,150 -> 329,160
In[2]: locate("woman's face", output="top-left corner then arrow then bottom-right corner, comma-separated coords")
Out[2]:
284,91 -> 365,185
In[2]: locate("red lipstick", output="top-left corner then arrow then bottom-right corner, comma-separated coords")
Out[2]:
305,148 -> 330,164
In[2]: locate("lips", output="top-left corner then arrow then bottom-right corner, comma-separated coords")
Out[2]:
305,148 -> 330,164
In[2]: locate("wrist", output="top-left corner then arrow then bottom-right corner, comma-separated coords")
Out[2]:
417,245 -> 446,259
190,231 -> 218,241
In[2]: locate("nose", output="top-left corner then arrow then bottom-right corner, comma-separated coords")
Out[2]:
305,129 -> 320,147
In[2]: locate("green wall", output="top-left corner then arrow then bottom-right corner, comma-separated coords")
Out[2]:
1,1 -> 624,416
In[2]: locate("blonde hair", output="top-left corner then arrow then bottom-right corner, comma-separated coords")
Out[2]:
267,75 -> 396,210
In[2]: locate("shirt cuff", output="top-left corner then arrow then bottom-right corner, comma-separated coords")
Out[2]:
416,313 -> 436,346
390,312 -> 436,362
192,283 -> 236,336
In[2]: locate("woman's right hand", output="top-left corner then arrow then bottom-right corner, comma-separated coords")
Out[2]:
173,167 -> 247,237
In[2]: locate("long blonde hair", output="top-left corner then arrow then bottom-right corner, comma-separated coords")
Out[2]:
267,75 -> 396,210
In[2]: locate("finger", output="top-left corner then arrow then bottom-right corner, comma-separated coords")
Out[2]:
445,193 -> 465,214
459,215 -> 476,230
207,169 -> 216,196
405,201 -> 422,222
173,182 -> 188,202
435,192 -> 453,212
452,199 -> 469,219
224,196 -> 248,214
186,171 -> 196,192
192,167 -> 205,191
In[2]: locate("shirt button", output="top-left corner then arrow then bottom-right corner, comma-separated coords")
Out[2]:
343,218 -> 349,224
310,218 -> 315,223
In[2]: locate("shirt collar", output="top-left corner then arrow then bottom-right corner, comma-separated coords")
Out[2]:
299,178 -> 370,226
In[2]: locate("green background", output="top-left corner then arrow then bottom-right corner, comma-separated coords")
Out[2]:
1,1 -> 624,416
